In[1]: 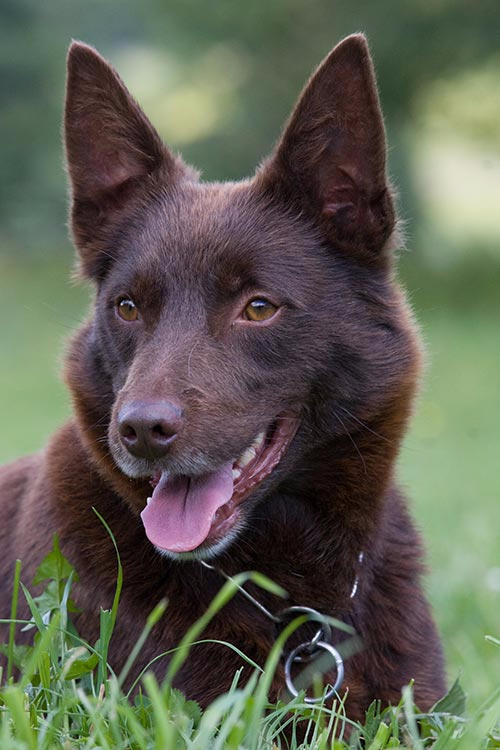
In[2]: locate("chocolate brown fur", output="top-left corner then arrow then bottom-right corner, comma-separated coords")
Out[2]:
0,35 -> 445,719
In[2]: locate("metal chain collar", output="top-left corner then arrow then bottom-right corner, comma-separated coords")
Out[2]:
200,551 -> 363,704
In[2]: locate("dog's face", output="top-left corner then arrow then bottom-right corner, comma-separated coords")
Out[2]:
64,36 -> 418,560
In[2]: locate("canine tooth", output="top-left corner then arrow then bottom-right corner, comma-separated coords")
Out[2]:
237,446 -> 256,468
232,468 -> 242,480
146,496 -> 152,506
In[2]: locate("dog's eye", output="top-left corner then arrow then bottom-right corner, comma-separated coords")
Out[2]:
116,297 -> 139,322
243,298 -> 278,322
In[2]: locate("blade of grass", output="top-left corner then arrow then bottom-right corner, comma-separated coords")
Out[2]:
20,612 -> 61,689
116,700 -> 150,748
20,583 -> 48,635
245,615 -> 308,746
76,686 -> 113,748
402,683 -> 424,750
2,685 -> 37,750
93,509 -> 123,687
164,571 -> 278,685
193,674 -> 258,750
366,720 -> 391,750
126,637 -> 263,699
7,559 -> 22,682
143,672 -> 177,750
118,598 -> 167,688
454,687 -> 500,749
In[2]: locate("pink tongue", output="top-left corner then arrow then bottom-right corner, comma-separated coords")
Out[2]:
140,463 -> 234,552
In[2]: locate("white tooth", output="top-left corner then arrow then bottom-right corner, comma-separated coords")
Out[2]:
146,496 -> 152,506
232,468 -> 242,480
237,446 -> 256,468
252,431 -> 266,451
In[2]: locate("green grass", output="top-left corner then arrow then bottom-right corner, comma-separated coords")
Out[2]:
1,253 -> 499,745
1,539 -> 499,748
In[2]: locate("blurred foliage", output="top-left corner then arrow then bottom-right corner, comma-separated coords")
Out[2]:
1,0 -> 500,267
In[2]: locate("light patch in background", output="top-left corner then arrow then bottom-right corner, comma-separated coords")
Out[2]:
485,567 -> 500,593
413,137 -> 500,246
113,43 -> 251,146
410,59 -> 500,260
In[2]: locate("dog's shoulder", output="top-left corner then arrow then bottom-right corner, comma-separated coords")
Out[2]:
0,453 -> 46,601
0,453 -> 42,513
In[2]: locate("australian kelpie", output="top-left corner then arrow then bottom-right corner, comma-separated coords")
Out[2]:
0,34 -> 445,719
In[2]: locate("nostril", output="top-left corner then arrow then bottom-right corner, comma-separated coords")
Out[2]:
151,422 -> 176,442
118,421 -> 137,442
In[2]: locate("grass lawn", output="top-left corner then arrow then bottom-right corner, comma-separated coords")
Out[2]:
0,251 -> 498,722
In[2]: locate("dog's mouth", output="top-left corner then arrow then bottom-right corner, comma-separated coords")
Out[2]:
140,414 -> 299,556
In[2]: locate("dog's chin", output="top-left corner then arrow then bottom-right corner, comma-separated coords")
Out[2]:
153,522 -> 245,562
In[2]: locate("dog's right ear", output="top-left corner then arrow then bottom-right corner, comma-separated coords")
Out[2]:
256,35 -> 395,261
65,42 -> 181,277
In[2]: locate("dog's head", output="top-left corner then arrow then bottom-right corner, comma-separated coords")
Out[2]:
64,36 -> 419,560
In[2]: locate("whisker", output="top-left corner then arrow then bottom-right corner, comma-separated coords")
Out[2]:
333,411 -> 367,476
338,405 -> 391,444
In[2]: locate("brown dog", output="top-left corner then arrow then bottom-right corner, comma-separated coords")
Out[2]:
0,34 -> 445,719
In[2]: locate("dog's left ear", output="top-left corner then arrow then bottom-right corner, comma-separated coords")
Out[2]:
257,34 -> 395,259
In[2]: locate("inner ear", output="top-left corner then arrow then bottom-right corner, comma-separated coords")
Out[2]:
256,34 -> 395,259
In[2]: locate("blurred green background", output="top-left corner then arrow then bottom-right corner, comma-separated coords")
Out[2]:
0,0 -> 499,711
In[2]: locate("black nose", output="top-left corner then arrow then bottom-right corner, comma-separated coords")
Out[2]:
117,399 -> 183,459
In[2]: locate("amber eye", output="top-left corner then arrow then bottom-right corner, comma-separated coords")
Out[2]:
243,298 -> 278,322
116,297 -> 139,322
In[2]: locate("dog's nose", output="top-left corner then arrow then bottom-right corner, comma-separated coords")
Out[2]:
117,399 -> 183,459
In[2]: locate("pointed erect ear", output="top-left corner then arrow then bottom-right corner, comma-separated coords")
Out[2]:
257,34 -> 395,259
65,42 -> 181,270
